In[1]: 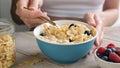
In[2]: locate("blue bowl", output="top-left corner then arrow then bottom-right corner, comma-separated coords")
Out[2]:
33,20 -> 97,64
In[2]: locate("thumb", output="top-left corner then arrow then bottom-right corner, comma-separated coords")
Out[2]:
28,0 -> 40,10
33,11 -> 50,19
43,12 -> 47,16
84,13 -> 96,27
43,12 -> 50,19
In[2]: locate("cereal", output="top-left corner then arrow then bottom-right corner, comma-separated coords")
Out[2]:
18,53 -> 44,66
30,53 -> 39,56
0,35 -> 15,68
38,23 -> 95,44
18,58 -> 43,66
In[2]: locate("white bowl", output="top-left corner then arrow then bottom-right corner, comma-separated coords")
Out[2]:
94,49 -> 120,68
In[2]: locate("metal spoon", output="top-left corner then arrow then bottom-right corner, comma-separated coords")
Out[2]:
23,7 -> 56,26
39,16 -> 56,26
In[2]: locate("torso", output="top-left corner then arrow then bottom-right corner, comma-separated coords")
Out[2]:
42,0 -> 105,20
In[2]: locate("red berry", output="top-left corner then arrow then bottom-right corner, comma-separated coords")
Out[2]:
109,52 -> 120,62
116,49 -> 120,56
97,47 -> 106,54
107,43 -> 116,48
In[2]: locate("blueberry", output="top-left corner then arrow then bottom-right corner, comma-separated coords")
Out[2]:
105,48 -> 112,56
101,56 -> 108,61
97,54 -> 103,58
40,33 -> 46,36
84,30 -> 91,36
69,39 -> 73,42
69,24 -> 76,28
107,59 -> 113,62
111,48 -> 116,52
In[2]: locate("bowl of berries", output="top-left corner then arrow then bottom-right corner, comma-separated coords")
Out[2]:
94,43 -> 120,68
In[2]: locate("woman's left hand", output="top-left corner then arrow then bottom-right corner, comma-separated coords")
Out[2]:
84,12 -> 104,54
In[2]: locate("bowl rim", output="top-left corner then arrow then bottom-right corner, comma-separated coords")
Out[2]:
33,20 -> 97,46
94,48 -> 120,64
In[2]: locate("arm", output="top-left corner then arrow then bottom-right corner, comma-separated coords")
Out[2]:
84,0 -> 119,27
84,0 -> 119,54
100,0 -> 119,26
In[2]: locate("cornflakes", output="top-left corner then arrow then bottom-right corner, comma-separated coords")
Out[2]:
0,35 -> 15,68
38,23 -> 96,44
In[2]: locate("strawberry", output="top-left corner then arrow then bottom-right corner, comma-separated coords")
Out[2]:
107,43 -> 116,48
97,47 -> 106,54
109,52 -> 120,62
116,49 -> 120,56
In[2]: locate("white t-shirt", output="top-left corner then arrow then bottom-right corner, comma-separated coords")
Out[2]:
42,0 -> 105,18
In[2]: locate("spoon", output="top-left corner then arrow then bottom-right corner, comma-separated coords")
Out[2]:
39,16 -> 56,26
23,7 -> 56,26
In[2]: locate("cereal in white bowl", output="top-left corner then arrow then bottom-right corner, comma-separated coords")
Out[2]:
38,23 -> 95,43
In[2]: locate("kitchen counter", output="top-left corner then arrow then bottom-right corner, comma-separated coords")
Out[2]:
13,26 -> 120,68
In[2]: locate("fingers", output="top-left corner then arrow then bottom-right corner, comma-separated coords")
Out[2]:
16,0 -> 30,17
43,12 -> 50,19
89,31 -> 104,55
16,0 -> 29,16
21,17 -> 45,28
19,11 -> 49,28
16,0 -> 29,9
16,0 -> 49,29
29,0 -> 43,10
94,15 -> 104,46
94,14 -> 104,26
29,0 -> 39,10
86,13 -> 104,55
16,0 -> 44,18
17,7 -> 48,19
88,45 -> 97,55
21,12 -> 49,28
22,10 -> 44,18
95,31 -> 104,46
84,12 -> 96,27
16,0 -> 49,28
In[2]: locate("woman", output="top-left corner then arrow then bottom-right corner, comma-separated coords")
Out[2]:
15,0 -> 119,54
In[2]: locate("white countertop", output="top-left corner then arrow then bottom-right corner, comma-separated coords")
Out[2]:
13,26 -> 120,68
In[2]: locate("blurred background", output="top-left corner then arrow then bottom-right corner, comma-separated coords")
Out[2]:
0,0 -> 120,32
0,0 -> 29,32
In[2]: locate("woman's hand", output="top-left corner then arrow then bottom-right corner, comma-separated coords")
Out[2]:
84,0 -> 119,54
84,12 -> 104,54
16,0 -> 49,28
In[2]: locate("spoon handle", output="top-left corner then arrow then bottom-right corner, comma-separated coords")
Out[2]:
23,7 -> 56,26
39,16 -> 56,26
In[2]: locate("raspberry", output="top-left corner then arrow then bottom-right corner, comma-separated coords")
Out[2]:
109,52 -> 120,62
107,43 -> 116,48
97,47 -> 106,54
116,49 -> 120,56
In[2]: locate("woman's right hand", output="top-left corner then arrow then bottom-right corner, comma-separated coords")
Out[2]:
16,0 -> 49,28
